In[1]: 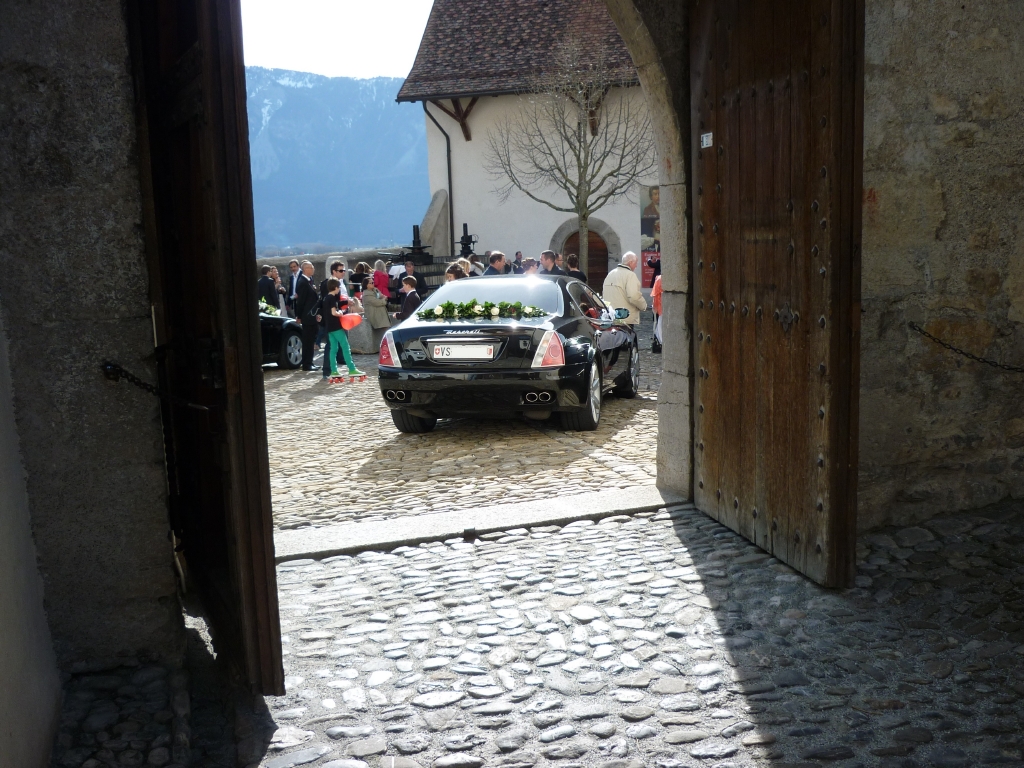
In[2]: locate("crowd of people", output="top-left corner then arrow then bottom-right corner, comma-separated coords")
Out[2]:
431,249 -> 593,282
257,247 -> 661,377
257,256 -> 443,376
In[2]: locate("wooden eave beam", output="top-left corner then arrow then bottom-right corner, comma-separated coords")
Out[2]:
429,97 -> 478,141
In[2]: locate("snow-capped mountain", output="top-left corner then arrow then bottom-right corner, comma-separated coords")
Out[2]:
246,67 -> 428,249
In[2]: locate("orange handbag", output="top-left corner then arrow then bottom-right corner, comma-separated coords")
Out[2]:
341,313 -> 362,331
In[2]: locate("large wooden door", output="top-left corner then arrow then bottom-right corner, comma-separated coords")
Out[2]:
689,0 -> 863,587
127,0 -> 284,692
563,231 -> 609,290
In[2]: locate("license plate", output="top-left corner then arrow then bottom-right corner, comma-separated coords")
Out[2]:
432,343 -> 494,360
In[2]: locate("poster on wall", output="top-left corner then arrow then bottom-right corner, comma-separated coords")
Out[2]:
640,185 -> 660,288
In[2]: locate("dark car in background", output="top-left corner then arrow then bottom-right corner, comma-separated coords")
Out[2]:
377,275 -> 639,433
260,312 -> 303,369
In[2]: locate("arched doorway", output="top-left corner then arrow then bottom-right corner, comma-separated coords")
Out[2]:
562,230 -> 609,289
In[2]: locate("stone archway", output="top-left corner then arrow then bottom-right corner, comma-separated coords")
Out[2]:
605,1 -> 692,499
549,217 -> 622,283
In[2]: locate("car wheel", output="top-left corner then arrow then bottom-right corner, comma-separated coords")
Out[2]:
561,360 -> 601,431
615,344 -> 640,398
391,409 -> 437,434
278,328 -> 303,369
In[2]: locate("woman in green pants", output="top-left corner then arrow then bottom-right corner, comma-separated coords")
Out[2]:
323,279 -> 365,380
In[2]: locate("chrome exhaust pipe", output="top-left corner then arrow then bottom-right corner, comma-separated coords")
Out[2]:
538,392 -> 553,403
525,392 -> 538,403
385,390 -> 396,400
395,391 -> 407,401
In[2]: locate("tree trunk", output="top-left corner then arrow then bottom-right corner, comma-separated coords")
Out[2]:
578,214 -> 589,278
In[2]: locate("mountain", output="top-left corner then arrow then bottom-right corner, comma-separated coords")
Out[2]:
245,67 -> 429,249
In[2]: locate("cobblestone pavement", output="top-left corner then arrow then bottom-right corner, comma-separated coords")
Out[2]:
264,315 -> 662,531
48,665 -> 190,768
251,500 -> 1024,768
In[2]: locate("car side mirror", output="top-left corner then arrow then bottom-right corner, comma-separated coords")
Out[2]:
614,307 -> 630,320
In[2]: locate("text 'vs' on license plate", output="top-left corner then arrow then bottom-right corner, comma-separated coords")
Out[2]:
432,344 -> 494,360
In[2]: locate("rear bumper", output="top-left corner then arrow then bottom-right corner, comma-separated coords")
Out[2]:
378,363 -> 589,415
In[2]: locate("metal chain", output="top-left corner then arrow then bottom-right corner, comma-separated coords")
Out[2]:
101,362 -> 211,411
908,322 -> 1024,374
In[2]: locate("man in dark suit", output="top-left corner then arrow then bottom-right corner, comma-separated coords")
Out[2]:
257,265 -> 278,308
482,251 -> 506,276
397,260 -> 428,296
294,261 -> 320,370
505,251 -> 524,274
538,250 -> 565,276
394,276 -> 422,322
319,261 -> 349,299
285,259 -> 301,316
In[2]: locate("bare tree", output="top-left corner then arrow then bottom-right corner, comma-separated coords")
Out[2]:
486,36 -> 656,273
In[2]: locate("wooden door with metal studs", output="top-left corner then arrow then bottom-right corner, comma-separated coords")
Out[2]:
128,0 -> 284,693
689,0 -> 864,587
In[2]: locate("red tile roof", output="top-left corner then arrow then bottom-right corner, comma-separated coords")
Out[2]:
396,0 -> 637,102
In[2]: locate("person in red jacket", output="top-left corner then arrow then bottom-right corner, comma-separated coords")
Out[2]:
651,274 -> 663,354
372,259 -> 391,298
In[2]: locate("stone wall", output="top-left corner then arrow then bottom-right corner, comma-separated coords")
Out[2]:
612,0 -> 1023,530
607,0 -> 693,499
858,0 -> 1024,528
0,0 -> 182,668
0,301 -> 62,768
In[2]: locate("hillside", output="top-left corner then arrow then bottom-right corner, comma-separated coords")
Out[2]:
246,67 -> 428,249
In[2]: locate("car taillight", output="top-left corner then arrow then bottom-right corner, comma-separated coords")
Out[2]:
532,331 -> 565,368
379,332 -> 400,367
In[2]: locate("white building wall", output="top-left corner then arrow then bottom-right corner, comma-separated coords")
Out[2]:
423,87 -> 656,283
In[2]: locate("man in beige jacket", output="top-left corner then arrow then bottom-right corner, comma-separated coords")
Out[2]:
602,252 -> 647,325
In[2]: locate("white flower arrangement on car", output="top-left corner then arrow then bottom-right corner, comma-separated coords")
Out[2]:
418,299 -> 547,321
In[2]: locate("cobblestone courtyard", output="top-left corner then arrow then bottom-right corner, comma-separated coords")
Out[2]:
46,322 -> 1024,768
264,316 -> 663,530
252,502 -> 1024,768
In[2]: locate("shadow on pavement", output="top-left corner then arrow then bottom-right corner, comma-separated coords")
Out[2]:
670,499 -> 1024,768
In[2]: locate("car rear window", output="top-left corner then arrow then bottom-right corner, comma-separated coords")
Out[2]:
419,277 -> 562,315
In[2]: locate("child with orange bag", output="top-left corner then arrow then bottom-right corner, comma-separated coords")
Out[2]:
323,279 -> 365,382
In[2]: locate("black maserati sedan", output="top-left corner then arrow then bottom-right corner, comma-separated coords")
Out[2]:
377,275 -> 639,433
260,312 -> 303,369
